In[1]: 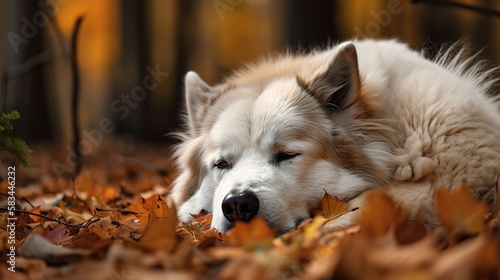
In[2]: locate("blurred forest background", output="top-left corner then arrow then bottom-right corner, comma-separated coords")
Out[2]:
1,0 -> 500,145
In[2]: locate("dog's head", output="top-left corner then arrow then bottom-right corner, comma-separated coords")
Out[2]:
172,43 -> 393,233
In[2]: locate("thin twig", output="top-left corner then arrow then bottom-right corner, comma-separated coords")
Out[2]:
95,207 -> 139,215
410,0 -> 500,17
325,207 -> 359,223
0,207 -> 99,229
70,16 -> 85,177
0,192 -> 35,208
82,217 -> 100,227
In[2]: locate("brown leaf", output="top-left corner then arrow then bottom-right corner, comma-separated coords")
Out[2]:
29,206 -> 42,223
176,211 -> 214,244
313,192 -> 349,219
50,205 -> 91,225
102,186 -> 119,202
20,235 -> 90,265
395,211 -> 427,245
332,235 -> 374,279
434,184 -> 488,235
138,217 -> 178,252
191,209 -> 212,223
333,234 -> 440,280
141,194 -> 171,218
44,224 -> 74,244
368,235 -> 440,273
357,190 -> 407,238
138,196 -> 178,251
215,250 -> 267,280
432,233 -> 500,279
222,217 -> 276,248
303,216 -> 329,243
126,194 -> 172,226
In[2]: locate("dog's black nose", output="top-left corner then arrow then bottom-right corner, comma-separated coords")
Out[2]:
222,191 -> 259,223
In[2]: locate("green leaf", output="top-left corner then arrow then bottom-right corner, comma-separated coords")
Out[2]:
0,110 -> 31,167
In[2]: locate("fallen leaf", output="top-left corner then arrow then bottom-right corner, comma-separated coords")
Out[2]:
141,194 -> 171,218
216,251 -> 268,280
303,216 -> 328,243
127,194 -> 172,226
191,209 -> 212,223
434,184 -> 487,235
29,206 -> 42,222
331,235 -> 373,279
20,235 -> 90,265
395,211 -> 427,245
432,233 -> 500,279
50,205 -> 92,225
44,224 -> 74,244
368,235 -> 440,273
138,217 -> 178,252
313,192 -> 349,219
176,211 -> 214,244
102,186 -> 119,202
357,190 -> 407,238
138,196 -> 178,251
222,217 -> 276,248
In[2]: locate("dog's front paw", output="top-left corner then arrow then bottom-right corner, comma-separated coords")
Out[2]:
395,164 -> 413,181
394,131 -> 435,181
395,155 -> 434,181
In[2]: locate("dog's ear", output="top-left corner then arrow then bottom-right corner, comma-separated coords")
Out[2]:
185,71 -> 213,135
299,43 -> 361,112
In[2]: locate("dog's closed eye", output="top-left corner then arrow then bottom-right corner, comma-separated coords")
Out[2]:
214,159 -> 231,169
271,151 -> 300,166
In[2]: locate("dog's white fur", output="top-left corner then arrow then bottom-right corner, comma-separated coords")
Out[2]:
171,39 -> 500,233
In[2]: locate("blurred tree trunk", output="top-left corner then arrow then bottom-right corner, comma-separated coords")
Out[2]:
4,0 -> 52,141
114,0 -> 149,137
285,1 -> 336,51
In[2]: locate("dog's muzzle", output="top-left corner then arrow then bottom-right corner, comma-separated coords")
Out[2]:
221,190 -> 259,223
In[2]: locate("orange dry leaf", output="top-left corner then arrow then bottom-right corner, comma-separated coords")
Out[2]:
190,210 -> 212,223
102,186 -> 119,202
303,216 -> 329,243
223,217 -> 276,248
127,194 -> 172,225
358,191 -> 407,238
139,216 -> 178,252
434,185 -> 487,235
137,195 -> 178,251
313,192 -> 349,219
29,206 -> 42,222
395,211 -> 427,244
141,194 -> 171,218
176,211 -> 215,244
432,233 -> 500,279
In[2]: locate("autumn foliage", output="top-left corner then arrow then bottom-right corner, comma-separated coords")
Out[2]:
1,145 -> 499,279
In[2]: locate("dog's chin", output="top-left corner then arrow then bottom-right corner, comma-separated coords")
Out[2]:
212,218 -> 233,234
213,215 -> 309,235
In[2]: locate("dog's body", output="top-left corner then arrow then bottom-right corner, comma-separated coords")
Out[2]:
172,39 -> 500,233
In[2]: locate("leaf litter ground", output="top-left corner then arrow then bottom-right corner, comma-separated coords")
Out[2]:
0,141 -> 499,280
